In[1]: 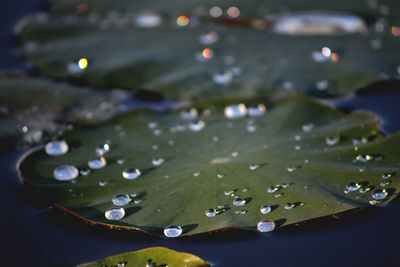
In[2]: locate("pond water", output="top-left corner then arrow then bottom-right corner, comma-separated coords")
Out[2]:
1,1 -> 400,266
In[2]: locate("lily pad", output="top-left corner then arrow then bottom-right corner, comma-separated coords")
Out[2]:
0,72 -> 123,149
18,97 -> 400,236
79,247 -> 208,267
16,0 -> 400,100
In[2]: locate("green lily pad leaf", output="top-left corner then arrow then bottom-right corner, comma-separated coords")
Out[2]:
79,247 -> 209,267
0,72 -> 123,149
18,96 -> 400,236
17,0 -> 400,100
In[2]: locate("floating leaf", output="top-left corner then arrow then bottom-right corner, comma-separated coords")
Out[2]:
16,0 -> 400,100
18,97 -> 400,236
79,247 -> 209,267
0,72 -> 123,149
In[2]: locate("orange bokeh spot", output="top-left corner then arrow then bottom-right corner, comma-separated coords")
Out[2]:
392,26 -> 400,37
202,48 -> 213,59
177,15 -> 190,27
330,52 -> 340,63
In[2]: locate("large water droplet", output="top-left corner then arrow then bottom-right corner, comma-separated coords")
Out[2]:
257,219 -> 275,232
88,157 -> 107,169
163,225 -> 183,238
260,205 -> 272,214
53,165 -> 79,181
224,104 -> 247,119
105,207 -> 125,220
233,198 -> 246,206
372,189 -> 388,200
112,194 -> 131,206
45,140 -> 69,156
205,208 -> 217,217
122,168 -> 141,180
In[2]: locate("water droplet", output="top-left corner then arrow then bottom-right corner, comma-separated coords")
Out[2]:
380,180 -> 391,187
112,194 -> 131,206
233,198 -> 246,206
260,205 -> 272,214
53,165 -> 79,181
188,120 -> 205,131
79,167 -> 90,176
163,225 -> 183,238
372,189 -> 388,200
326,136 -> 340,146
248,104 -> 266,117
217,174 -> 224,179
257,220 -> 275,232
267,186 -> 279,193
382,172 -> 395,179
284,202 -> 295,210
346,182 -> 361,192
193,172 -> 200,177
235,210 -> 248,214
88,157 -> 107,169
224,104 -> 247,119
45,140 -> 69,156
358,186 -> 371,193
117,158 -> 125,165
205,208 -> 217,217
180,108 -> 198,120
249,164 -> 259,171
96,143 -> 110,156
287,166 -> 297,172
105,207 -> 125,220
213,71 -> 233,85
152,157 -> 165,166
355,154 -> 375,163
122,168 -> 141,180
224,190 -> 234,196
302,123 -> 314,132
99,180 -> 109,187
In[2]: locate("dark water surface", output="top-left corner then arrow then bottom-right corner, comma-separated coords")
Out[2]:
1,1 -> 400,266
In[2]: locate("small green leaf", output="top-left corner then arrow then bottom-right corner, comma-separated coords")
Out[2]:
79,247 -> 209,267
18,97 -> 400,236
17,0 -> 400,100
